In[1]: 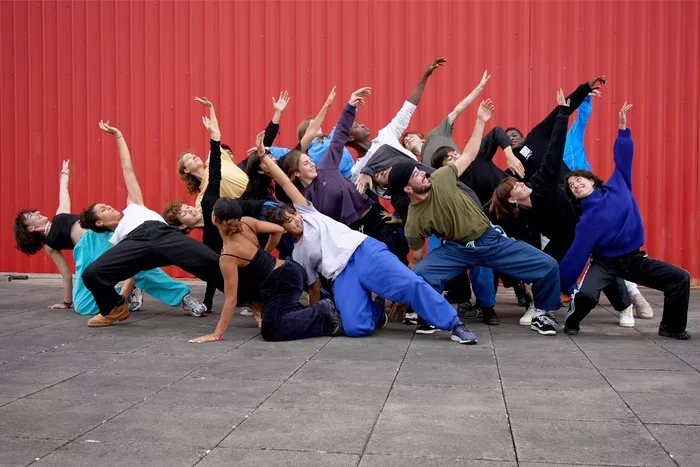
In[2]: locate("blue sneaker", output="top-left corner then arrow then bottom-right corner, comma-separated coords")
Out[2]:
451,322 -> 478,345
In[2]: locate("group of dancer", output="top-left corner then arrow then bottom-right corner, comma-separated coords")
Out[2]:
13,58 -> 692,345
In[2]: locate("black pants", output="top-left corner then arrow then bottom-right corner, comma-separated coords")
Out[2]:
444,273 -> 473,304
350,201 -> 409,265
259,259 -> 335,341
566,251 -> 690,332
83,222 -> 225,316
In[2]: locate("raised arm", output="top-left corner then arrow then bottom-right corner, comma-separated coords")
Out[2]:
319,88 -> 371,170
56,159 -> 71,214
45,246 -> 73,309
452,99 -> 495,177
531,90 -> 571,186
249,218 -> 285,253
406,57 -> 446,106
447,70 -> 490,125
98,121 -> 143,205
529,75 -> 605,139
256,131 -> 309,206
299,87 -> 336,151
613,102 -> 634,189
189,257 -> 239,343
564,92 -> 596,170
195,98 -> 223,199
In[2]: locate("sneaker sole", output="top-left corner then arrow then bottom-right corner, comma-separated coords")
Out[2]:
415,329 -> 437,335
618,322 -> 635,328
530,325 -> 556,336
519,319 -> 532,326
402,320 -> 419,326
450,335 -> 478,345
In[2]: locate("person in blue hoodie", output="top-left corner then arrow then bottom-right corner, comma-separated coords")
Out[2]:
560,103 -> 691,339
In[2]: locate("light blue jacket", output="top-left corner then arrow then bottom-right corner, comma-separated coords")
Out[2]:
563,95 -> 593,171
268,126 -> 356,178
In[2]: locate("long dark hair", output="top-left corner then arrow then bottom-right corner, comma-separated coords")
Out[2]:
241,152 -> 275,200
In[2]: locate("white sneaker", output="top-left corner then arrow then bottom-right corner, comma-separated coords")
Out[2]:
239,307 -> 254,316
128,287 -> 143,312
520,304 -> 535,326
632,293 -> 654,319
619,306 -> 635,327
182,294 -> 207,317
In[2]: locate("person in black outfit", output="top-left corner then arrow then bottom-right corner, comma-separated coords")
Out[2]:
505,75 -> 608,182
78,121 -> 224,327
490,89 -> 633,326
188,197 -> 342,343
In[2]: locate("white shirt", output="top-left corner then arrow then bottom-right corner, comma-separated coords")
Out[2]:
350,101 -> 419,181
291,203 -> 367,283
109,203 -> 166,246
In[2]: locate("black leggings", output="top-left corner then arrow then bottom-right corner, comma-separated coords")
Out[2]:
259,259 -> 335,341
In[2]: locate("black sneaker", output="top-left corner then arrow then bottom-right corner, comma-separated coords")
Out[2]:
402,311 -> 419,326
320,299 -> 343,336
658,326 -> 691,340
481,307 -> 500,326
531,314 -> 557,336
564,327 -> 579,336
457,300 -> 475,316
376,311 -> 388,330
415,317 -> 436,335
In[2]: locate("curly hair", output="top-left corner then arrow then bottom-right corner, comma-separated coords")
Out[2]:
488,177 -> 519,220
177,150 -> 201,195
162,200 -> 188,231
13,209 -> 45,255
78,203 -> 110,233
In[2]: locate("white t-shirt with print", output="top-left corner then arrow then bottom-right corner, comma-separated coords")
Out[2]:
350,100 -> 419,181
291,203 -> 367,284
109,203 -> 166,246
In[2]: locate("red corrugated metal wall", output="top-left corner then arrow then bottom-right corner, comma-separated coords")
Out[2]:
2,0 -> 699,281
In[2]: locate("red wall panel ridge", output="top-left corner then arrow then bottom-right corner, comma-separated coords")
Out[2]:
2,0 -> 699,281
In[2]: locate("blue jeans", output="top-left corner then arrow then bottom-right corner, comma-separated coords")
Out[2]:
414,227 -> 561,311
429,235 -> 496,308
333,238 -> 459,337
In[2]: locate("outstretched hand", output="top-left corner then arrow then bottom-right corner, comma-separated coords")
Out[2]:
588,75 -> 607,90
188,333 -> 221,344
619,102 -> 633,130
588,89 -> 602,98
194,96 -> 213,108
355,173 -> 373,193
349,87 -> 371,106
477,70 -> 491,89
48,303 -> 70,309
61,159 -> 70,174
425,57 -> 447,76
476,98 -> 495,122
557,88 -> 570,107
255,130 -> 266,156
201,115 -> 221,140
98,120 -> 122,137
272,90 -> 290,113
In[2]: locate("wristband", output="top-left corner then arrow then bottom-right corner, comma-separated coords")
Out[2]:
64,301 -> 73,308
213,332 -> 223,341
